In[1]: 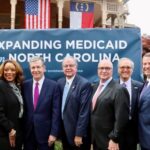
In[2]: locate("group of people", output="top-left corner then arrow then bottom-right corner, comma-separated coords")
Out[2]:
0,53 -> 150,150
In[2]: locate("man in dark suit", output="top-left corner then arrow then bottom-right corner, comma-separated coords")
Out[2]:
22,56 -> 61,150
139,53 -> 150,150
91,59 -> 129,150
57,56 -> 92,150
118,57 -> 143,150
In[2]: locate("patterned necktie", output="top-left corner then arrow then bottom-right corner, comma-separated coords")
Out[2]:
121,82 -> 132,119
92,84 -> 103,110
61,82 -> 70,115
122,82 -> 127,88
34,82 -> 39,110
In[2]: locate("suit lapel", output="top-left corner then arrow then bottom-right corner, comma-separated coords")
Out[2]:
28,80 -> 34,111
91,83 -> 99,98
131,80 -> 137,112
63,76 -> 77,111
93,79 -> 114,111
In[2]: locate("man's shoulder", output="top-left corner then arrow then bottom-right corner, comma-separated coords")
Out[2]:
44,77 -> 57,86
57,77 -> 65,84
132,79 -> 143,87
23,79 -> 32,84
76,74 -> 89,83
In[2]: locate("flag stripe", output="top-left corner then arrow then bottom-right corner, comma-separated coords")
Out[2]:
82,12 -> 94,28
70,1 -> 94,28
70,12 -> 82,28
25,0 -> 50,29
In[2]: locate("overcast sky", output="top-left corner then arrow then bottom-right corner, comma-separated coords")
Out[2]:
127,0 -> 150,35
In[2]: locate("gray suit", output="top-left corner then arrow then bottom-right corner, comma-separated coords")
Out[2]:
91,79 -> 129,150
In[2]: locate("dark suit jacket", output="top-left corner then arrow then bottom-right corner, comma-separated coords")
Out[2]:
118,79 -> 143,149
130,80 -> 143,121
91,79 -> 129,150
22,78 -> 61,144
57,75 -> 92,145
0,79 -> 22,149
139,83 -> 150,149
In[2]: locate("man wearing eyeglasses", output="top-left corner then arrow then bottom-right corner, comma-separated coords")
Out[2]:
118,57 -> 143,150
57,56 -> 92,150
91,59 -> 129,150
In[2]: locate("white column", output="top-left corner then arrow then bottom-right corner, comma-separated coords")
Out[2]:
57,0 -> 64,28
10,0 -> 17,29
102,0 -> 107,28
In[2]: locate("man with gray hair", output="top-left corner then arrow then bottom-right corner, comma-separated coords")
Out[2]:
58,56 -> 92,150
22,56 -> 61,150
118,57 -> 142,150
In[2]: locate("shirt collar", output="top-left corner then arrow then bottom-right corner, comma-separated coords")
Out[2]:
33,76 -> 45,86
147,78 -> 150,83
100,77 -> 112,85
66,75 -> 75,86
120,78 -> 131,85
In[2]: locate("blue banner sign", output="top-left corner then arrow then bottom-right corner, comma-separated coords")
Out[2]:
0,28 -> 142,82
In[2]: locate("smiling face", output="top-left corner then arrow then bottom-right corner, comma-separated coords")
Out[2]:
3,62 -> 17,82
30,60 -> 45,81
143,55 -> 150,79
62,57 -> 77,79
118,59 -> 133,82
98,59 -> 113,83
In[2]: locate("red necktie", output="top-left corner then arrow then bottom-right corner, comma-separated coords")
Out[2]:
34,82 -> 39,110
92,84 -> 103,110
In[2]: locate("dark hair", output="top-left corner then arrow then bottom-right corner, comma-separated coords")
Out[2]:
0,59 -> 24,85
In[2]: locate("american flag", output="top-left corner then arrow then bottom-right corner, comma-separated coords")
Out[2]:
25,0 -> 50,29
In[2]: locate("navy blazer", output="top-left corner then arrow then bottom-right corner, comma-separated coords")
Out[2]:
139,83 -> 150,149
58,75 -> 92,145
22,78 -> 61,144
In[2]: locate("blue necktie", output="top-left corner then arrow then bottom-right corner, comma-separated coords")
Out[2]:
61,82 -> 70,117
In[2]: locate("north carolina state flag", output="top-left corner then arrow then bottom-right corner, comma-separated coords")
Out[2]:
70,1 -> 94,28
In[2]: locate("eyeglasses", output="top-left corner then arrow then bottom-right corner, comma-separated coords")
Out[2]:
119,66 -> 132,70
63,64 -> 76,68
98,67 -> 112,71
